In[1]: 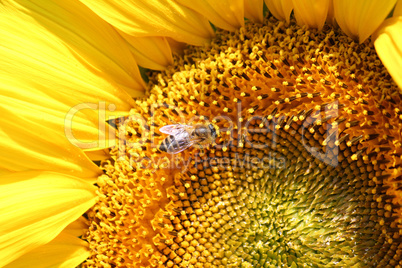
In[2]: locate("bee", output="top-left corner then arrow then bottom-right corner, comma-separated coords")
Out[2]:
159,123 -> 217,154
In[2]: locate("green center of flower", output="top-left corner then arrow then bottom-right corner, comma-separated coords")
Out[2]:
83,17 -> 402,268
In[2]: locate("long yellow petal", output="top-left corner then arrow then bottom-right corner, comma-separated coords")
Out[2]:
0,171 -> 97,267
374,17 -> 402,90
166,37 -> 188,56
176,0 -> 244,31
4,232 -> 89,268
245,0 -> 264,23
264,0 -> 293,23
0,169 -> 11,176
1,0 -> 140,151
85,148 -> 111,161
326,0 -> 336,25
394,0 -> 402,17
63,217 -> 89,237
118,32 -> 173,70
0,107 -> 101,178
0,0 -> 143,104
333,0 -> 397,43
0,80 -> 117,150
292,0 -> 329,30
79,0 -> 214,45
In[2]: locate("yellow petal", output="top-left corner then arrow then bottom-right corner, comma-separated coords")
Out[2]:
79,0 -> 214,45
166,38 -> 188,56
245,0 -> 264,23
334,0 -> 397,43
4,232 -> 89,268
0,171 -> 97,267
176,0 -> 244,31
63,217 -> 89,237
394,0 -> 402,17
1,0 -> 140,151
0,0 -> 143,105
326,0 -> 336,25
85,148 -> 111,161
0,169 -> 11,176
119,32 -> 173,70
264,0 -> 294,23
374,16 -> 402,90
292,0 -> 330,30
0,107 -> 101,178
1,80 -> 117,150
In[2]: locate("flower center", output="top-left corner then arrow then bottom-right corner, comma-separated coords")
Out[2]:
83,17 -> 402,268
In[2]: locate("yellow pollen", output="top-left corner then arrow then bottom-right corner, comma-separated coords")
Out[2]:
84,16 -> 402,268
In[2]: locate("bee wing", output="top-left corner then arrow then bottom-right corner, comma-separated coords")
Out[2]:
166,130 -> 195,154
160,124 -> 193,135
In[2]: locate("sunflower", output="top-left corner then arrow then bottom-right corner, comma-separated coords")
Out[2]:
1,0 -> 402,267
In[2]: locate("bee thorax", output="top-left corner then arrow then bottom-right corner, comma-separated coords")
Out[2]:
159,123 -> 215,154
